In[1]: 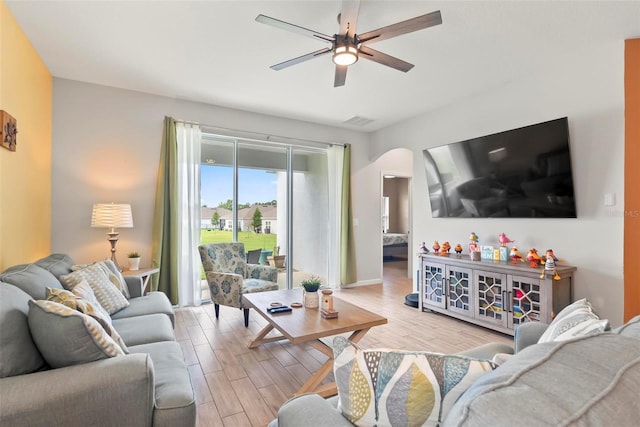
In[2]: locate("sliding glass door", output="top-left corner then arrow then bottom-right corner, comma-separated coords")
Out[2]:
237,143 -> 287,285
200,134 -> 330,295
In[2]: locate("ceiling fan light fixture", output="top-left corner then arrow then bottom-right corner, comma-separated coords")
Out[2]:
333,44 -> 358,66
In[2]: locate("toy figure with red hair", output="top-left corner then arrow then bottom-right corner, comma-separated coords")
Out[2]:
509,247 -> 525,264
526,248 -> 541,267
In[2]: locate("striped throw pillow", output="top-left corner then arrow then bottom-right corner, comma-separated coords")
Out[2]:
538,298 -> 609,343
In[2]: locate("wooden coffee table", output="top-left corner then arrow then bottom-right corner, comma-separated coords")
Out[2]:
242,288 -> 387,397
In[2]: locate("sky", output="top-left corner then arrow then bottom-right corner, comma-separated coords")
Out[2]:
201,165 -> 278,207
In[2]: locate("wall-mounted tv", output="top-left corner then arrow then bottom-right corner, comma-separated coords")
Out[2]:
423,117 -> 577,218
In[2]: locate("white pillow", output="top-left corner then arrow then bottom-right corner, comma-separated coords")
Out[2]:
538,299 -> 609,343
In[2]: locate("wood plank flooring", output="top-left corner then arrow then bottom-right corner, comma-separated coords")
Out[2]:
177,259 -> 512,427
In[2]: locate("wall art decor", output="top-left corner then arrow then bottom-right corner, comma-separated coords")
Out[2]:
1,110 -> 17,151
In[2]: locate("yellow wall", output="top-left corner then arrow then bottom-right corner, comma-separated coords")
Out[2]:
0,0 -> 52,269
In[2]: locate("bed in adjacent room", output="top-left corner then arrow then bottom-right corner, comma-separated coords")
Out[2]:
383,232 -> 409,259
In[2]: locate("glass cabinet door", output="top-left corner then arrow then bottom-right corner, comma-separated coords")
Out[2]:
474,270 -> 507,327
446,266 -> 473,318
510,275 -> 543,326
422,261 -> 446,309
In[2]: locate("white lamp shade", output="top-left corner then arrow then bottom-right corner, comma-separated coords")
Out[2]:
91,203 -> 133,229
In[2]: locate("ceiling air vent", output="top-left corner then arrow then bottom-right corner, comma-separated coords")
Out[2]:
344,116 -> 375,127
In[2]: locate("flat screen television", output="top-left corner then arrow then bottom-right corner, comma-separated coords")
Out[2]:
423,117 -> 577,218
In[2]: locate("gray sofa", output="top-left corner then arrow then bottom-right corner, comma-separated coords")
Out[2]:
0,254 -> 196,427
270,316 -> 640,426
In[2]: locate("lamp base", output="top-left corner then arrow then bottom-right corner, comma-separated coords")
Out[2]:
107,231 -> 121,271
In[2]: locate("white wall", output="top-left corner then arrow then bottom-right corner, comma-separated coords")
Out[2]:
370,41 -> 626,326
51,79 -> 378,283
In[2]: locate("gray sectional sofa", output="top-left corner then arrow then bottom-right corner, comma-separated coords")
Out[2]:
270,316 -> 640,426
0,254 -> 196,427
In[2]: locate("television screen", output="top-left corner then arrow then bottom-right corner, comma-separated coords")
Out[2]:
423,117 -> 576,218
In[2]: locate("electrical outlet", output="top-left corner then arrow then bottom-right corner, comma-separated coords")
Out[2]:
604,193 -> 616,207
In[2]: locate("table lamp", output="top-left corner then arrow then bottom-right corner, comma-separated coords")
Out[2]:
91,203 -> 133,270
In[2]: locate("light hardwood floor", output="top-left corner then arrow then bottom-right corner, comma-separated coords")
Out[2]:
178,259 -> 512,427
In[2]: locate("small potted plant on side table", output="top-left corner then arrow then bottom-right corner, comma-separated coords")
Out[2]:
301,276 -> 322,308
127,251 -> 141,271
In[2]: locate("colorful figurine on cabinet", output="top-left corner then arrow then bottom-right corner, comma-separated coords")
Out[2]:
468,232 -> 479,253
468,232 -> 481,260
418,241 -> 429,254
433,240 -> 440,254
540,249 -> 561,280
454,243 -> 463,257
526,248 -> 541,268
440,241 -> 451,255
498,232 -> 515,247
509,246 -> 525,264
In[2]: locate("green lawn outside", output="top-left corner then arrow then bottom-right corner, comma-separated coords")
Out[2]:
200,230 -> 278,252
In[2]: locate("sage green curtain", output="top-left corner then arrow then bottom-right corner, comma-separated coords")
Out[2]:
150,116 -> 180,304
340,144 -> 357,285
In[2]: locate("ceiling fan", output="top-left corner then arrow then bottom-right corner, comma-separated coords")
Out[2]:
255,0 -> 442,87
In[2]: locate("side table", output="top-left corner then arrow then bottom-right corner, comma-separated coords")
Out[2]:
121,267 -> 160,295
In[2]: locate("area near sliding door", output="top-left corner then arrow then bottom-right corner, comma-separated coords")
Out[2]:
200,133 -> 331,296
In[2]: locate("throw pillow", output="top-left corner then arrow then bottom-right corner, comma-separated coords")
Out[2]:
69,279 -> 105,313
332,336 -> 496,427
60,264 -> 129,314
46,287 -> 128,353
538,298 -> 610,343
102,258 -> 130,298
28,300 -> 125,368
71,260 -> 130,298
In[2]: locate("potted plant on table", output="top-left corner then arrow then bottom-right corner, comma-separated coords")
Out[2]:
301,276 -> 322,308
127,251 -> 141,271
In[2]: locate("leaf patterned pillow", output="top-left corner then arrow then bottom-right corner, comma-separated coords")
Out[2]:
332,336 -> 496,427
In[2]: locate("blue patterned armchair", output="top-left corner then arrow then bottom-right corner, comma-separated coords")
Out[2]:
198,242 -> 279,327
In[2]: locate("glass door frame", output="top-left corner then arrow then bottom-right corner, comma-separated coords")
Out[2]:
203,133 -> 329,290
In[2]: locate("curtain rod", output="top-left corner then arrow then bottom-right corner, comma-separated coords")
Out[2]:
174,119 -> 347,148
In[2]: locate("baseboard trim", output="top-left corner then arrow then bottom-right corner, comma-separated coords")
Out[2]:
343,279 -> 381,288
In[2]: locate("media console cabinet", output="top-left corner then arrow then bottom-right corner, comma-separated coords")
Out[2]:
419,253 -> 576,336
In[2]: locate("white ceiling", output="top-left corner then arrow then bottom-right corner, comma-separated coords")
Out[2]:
7,1 -> 640,131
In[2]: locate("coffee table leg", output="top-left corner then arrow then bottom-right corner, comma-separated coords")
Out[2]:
247,324 -> 284,348
295,328 -> 371,397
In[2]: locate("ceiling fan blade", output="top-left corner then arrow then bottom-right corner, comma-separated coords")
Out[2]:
271,47 -> 332,71
359,45 -> 414,72
339,0 -> 360,39
358,10 -> 442,45
256,14 -> 334,44
334,65 -> 348,87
